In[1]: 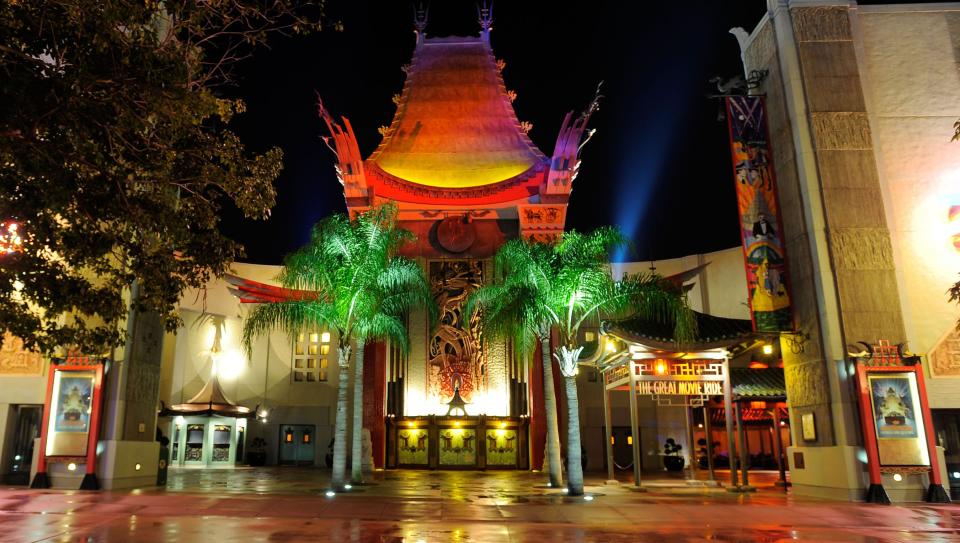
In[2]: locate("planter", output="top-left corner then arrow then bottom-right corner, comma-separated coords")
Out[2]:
663,455 -> 685,472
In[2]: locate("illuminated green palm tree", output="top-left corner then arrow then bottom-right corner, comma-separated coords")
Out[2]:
242,204 -> 433,490
467,227 -> 694,496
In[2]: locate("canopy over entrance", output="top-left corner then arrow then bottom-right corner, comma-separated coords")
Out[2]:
160,372 -> 254,419
598,311 -> 786,491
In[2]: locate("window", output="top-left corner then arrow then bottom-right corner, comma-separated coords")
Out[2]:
293,329 -> 331,383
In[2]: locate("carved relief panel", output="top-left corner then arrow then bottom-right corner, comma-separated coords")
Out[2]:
0,332 -> 43,375
930,328 -> 960,378
428,260 -> 485,406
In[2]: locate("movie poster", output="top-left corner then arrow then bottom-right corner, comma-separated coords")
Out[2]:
44,370 -> 96,457
725,96 -> 793,332
54,376 -> 93,433
868,372 -> 930,466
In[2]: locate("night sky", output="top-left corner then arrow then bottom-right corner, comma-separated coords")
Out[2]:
220,1 -> 772,264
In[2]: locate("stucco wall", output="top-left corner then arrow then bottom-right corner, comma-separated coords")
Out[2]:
611,246 -> 751,321
858,4 -> 960,406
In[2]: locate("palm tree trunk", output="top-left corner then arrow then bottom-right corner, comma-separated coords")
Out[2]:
331,345 -> 351,491
563,374 -> 584,496
351,341 -> 366,484
540,336 -> 563,488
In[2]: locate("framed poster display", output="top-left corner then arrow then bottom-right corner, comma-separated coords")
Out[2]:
31,359 -> 105,490
851,340 -> 949,504
867,372 -> 929,467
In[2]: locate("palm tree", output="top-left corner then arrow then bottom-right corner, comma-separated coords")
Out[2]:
242,204 -> 432,491
467,227 -> 694,496
465,241 -> 565,488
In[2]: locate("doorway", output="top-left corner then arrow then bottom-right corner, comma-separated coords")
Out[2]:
3,405 -> 41,485
607,426 -> 639,471
279,424 -> 315,466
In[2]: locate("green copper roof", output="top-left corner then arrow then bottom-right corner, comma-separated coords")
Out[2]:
731,368 -> 786,400
606,311 -> 754,349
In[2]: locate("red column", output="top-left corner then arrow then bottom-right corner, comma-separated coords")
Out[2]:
528,341 -> 546,471
363,342 -> 387,468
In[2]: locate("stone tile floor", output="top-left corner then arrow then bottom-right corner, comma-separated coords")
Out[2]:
0,468 -> 956,542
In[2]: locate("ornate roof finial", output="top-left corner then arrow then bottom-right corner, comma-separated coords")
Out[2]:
413,2 -> 429,46
478,1 -> 493,42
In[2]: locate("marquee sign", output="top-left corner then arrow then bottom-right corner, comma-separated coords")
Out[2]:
724,96 -> 793,332
636,380 -> 723,396
605,359 -> 726,407
850,340 -> 949,504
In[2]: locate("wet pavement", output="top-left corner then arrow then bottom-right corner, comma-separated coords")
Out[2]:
0,468 -> 957,542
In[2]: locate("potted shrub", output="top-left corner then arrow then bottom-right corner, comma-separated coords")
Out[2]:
247,437 -> 267,466
662,438 -> 685,472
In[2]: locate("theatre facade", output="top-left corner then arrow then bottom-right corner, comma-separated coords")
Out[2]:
0,2 -> 958,503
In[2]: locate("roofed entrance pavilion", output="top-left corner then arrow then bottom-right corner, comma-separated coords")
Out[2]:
600,311 -> 789,490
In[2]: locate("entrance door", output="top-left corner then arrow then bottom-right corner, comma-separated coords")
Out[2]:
4,405 -> 41,485
609,426 -> 639,471
279,425 -> 315,466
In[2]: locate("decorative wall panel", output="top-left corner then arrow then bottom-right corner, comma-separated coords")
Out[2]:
428,261 -> 485,406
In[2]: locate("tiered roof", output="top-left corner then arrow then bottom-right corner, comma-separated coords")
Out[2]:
366,36 -> 547,199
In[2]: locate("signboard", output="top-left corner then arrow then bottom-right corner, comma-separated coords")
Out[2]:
32,359 -> 105,489
45,370 -> 96,456
724,96 -> 793,332
636,380 -> 722,396
604,359 -> 726,407
850,339 -> 949,503
867,372 -> 929,466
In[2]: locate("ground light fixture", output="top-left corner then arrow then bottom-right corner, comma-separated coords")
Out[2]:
325,490 -> 336,497
344,484 -> 352,490
584,495 -> 594,501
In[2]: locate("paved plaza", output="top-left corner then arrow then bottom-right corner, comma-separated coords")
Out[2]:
0,468 -> 956,542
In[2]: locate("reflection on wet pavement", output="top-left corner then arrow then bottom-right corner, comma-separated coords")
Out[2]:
0,468 -> 956,542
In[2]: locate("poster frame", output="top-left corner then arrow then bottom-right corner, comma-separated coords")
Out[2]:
852,342 -> 949,503
30,359 -> 105,490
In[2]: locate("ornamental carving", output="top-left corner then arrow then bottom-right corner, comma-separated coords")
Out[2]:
428,260 -> 485,405
791,6 -> 851,42
522,232 -> 561,244
784,359 -> 830,408
930,328 -> 960,378
521,206 -> 563,226
0,332 -> 43,375
810,112 -> 872,151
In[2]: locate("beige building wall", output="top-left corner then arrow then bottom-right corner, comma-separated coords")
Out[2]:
166,262 -> 340,466
856,4 -> 960,407
611,246 -> 751,320
733,0 -> 960,501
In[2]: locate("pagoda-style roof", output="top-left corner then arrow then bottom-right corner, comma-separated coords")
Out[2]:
605,311 -> 757,351
160,371 -> 254,419
367,36 -> 547,190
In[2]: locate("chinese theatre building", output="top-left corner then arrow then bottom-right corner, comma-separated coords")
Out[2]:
313,9 -> 598,470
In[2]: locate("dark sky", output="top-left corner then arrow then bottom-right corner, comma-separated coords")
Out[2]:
221,0 -> 773,264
